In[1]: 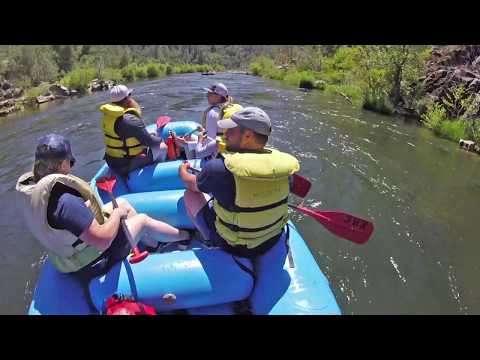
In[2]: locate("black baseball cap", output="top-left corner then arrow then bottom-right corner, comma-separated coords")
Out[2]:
35,134 -> 76,165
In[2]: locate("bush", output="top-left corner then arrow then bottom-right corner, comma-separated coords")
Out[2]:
421,102 -> 446,133
325,83 -> 363,106
101,68 -> 122,82
165,65 -> 173,75
250,56 -> 284,80
135,66 -> 147,79
60,67 -> 96,93
439,119 -> 468,142
121,66 -> 136,82
24,82 -> 51,99
146,63 -> 160,78
363,92 -> 394,115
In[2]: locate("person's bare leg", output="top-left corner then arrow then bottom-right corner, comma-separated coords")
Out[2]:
124,214 -> 190,245
102,198 -> 137,218
183,189 -> 211,240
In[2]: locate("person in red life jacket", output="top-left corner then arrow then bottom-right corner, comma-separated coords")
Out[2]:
100,85 -> 168,177
16,134 -> 191,289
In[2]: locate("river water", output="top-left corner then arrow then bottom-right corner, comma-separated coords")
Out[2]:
1,73 -> 479,314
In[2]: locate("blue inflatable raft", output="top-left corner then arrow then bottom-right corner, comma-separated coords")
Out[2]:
28,121 -> 341,315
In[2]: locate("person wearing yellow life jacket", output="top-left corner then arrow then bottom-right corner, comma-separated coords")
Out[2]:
100,85 -> 168,177
16,134 -> 191,289
176,83 -> 241,163
179,107 -> 300,258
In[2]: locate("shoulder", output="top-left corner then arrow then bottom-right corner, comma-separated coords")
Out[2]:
57,192 -> 86,208
202,158 -> 228,174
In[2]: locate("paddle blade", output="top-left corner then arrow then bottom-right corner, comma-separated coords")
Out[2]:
291,174 -> 312,198
96,175 -> 117,194
290,205 -> 373,244
156,116 -> 171,129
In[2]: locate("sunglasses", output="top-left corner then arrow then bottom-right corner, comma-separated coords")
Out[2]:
70,158 -> 76,167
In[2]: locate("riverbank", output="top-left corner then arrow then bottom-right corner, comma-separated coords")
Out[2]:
0,62 -> 228,118
249,47 -> 480,153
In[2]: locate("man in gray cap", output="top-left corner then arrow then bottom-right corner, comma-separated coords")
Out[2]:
100,84 -> 168,177
16,134 -> 191,302
179,107 -> 300,258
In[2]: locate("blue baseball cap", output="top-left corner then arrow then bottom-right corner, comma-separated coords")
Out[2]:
35,134 -> 76,165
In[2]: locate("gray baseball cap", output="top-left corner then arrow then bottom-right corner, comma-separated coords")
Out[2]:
217,107 -> 272,136
202,83 -> 229,98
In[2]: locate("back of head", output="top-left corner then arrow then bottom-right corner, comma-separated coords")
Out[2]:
33,134 -> 76,182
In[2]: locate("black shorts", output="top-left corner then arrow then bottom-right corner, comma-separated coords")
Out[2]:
72,230 -> 131,283
196,202 -> 283,259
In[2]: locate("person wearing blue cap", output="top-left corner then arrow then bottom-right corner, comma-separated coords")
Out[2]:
16,134 -> 190,286
179,107 -> 300,258
100,84 -> 168,177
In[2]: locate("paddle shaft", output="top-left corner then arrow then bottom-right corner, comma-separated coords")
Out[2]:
106,192 -> 137,250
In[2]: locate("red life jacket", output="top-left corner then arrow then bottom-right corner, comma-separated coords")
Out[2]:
104,294 -> 157,315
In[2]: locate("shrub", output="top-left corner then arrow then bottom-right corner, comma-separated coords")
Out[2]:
439,119 -> 468,141
165,65 -> 173,75
60,67 -> 96,93
363,92 -> 394,115
101,68 -> 122,82
146,63 -> 160,78
421,102 -> 446,133
135,66 -> 147,79
121,66 -> 136,82
24,82 -> 51,99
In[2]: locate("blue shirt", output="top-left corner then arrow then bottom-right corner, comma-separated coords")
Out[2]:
47,183 -> 94,236
196,157 -> 236,208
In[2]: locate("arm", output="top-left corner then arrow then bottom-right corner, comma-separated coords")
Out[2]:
50,193 -> 128,252
79,208 -> 127,251
179,162 -> 200,192
118,113 -> 163,147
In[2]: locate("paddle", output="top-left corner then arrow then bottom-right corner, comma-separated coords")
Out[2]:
156,116 -> 172,129
96,175 -> 149,264
187,166 -> 373,244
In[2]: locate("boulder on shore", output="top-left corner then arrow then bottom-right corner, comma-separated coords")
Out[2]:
49,83 -> 70,97
36,93 -> 56,104
89,79 -> 115,92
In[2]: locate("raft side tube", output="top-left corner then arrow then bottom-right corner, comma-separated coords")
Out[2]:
89,249 -> 254,312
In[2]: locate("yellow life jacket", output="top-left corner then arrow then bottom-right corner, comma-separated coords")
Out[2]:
100,104 -> 146,158
215,103 -> 243,154
15,172 -> 106,273
213,149 -> 300,248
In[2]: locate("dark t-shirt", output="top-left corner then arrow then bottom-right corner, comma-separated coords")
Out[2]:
105,113 -> 163,176
196,158 -> 236,208
47,183 -> 94,236
46,183 -> 130,280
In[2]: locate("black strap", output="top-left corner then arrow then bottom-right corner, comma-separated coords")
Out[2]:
71,238 -> 83,248
104,133 -> 122,140
218,215 -> 285,233
226,197 -> 288,213
285,224 -> 294,268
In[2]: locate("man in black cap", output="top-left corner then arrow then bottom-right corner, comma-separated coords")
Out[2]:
16,134 -> 190,285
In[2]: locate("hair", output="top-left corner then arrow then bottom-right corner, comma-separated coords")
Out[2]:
33,158 -> 65,182
239,125 -> 269,146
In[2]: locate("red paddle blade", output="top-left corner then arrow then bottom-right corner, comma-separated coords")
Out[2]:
156,116 -> 171,129
291,174 -> 312,198
128,250 -> 149,264
290,205 -> 374,244
96,175 -> 117,193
